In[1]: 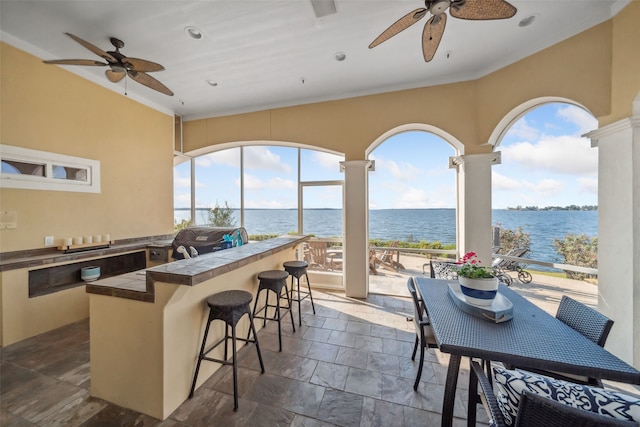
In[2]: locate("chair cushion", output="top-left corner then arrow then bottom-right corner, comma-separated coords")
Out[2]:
493,367 -> 640,426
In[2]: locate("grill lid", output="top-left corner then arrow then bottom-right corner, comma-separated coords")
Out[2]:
171,226 -> 248,259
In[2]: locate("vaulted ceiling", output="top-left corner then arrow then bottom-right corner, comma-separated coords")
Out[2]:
0,0 -> 630,120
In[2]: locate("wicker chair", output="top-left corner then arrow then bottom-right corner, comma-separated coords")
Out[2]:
512,295 -> 614,387
468,361 -> 637,427
427,260 -> 459,279
407,278 -> 438,391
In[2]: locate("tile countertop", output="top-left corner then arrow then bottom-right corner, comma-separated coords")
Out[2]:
0,236 -> 173,272
85,234 -> 310,302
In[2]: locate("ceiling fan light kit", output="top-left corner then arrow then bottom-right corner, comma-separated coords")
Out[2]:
43,33 -> 174,96
369,0 -> 517,62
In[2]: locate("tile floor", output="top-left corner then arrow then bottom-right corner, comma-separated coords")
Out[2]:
1,289 -> 489,427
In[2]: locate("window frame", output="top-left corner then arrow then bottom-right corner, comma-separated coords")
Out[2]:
0,144 -> 100,193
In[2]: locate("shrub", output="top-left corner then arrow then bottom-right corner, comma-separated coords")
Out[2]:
174,218 -> 191,234
208,201 -> 236,227
494,224 -> 531,254
552,234 -> 597,280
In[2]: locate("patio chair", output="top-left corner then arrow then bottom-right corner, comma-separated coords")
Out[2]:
372,241 -> 403,272
306,241 -> 342,271
468,361 -> 639,427
507,295 -> 614,387
407,278 -> 438,391
428,260 -> 458,279
492,247 -> 533,284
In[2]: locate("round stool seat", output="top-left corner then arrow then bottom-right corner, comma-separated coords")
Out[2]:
207,290 -> 252,309
257,270 -> 289,281
283,261 -> 308,278
206,290 -> 253,326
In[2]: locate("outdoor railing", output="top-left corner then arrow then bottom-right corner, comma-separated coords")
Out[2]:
306,239 -> 598,277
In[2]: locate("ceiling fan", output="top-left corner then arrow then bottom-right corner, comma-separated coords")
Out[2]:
43,33 -> 173,96
369,0 -> 517,62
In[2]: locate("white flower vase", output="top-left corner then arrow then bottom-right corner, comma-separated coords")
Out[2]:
458,276 -> 499,306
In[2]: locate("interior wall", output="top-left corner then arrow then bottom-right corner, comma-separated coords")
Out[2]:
0,43 -> 175,252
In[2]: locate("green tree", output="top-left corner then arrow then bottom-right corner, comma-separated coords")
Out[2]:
174,218 -> 191,233
494,224 -> 531,254
552,233 -> 597,280
208,201 -> 236,227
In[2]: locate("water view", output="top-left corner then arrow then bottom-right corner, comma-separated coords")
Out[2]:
176,208 -> 597,269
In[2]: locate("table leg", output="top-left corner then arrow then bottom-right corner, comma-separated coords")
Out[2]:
442,354 -> 461,427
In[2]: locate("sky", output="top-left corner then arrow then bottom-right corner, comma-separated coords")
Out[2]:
174,102 -> 599,211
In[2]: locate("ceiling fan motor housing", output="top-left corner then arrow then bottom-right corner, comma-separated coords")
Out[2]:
428,0 -> 451,15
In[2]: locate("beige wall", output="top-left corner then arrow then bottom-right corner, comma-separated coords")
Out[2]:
0,43 -> 175,252
182,5 -> 640,158
606,0 -> 640,125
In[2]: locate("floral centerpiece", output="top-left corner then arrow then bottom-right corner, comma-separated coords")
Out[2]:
456,252 -> 496,279
456,251 -> 498,306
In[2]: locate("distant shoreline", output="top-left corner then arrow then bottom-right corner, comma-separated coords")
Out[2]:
175,207 -> 597,211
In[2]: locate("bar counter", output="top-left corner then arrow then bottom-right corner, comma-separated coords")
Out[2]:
87,235 -> 309,420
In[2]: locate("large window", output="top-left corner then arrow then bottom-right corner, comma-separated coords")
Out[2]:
174,145 -> 345,238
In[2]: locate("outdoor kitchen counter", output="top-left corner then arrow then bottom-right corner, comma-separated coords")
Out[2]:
87,234 -> 309,420
85,234 -> 309,301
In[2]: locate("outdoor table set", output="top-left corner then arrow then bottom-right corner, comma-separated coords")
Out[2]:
413,277 -> 640,427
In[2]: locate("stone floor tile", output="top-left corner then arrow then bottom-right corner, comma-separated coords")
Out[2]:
334,347 -> 369,368
326,330 -> 358,348
369,324 -> 397,340
322,318 -> 348,332
344,367 -> 383,399
291,413 -> 339,426
306,341 -> 340,363
316,389 -> 363,427
281,379 -> 326,418
345,321 -> 371,336
359,397 -> 405,427
303,327 -> 333,343
366,352 -> 400,376
310,361 -> 349,390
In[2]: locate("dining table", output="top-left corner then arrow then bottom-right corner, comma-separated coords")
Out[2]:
413,276 -> 640,427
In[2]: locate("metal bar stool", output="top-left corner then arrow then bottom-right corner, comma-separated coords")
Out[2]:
250,270 -> 295,351
283,260 -> 316,326
189,290 -> 265,411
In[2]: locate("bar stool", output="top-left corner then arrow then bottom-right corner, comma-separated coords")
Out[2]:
251,270 -> 295,351
283,260 -> 316,326
189,290 -> 265,411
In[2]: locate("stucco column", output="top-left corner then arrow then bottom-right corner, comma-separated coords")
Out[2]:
449,153 -> 501,265
586,115 -> 640,366
340,160 -> 373,298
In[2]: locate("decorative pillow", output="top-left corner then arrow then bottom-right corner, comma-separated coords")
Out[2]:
493,367 -> 640,426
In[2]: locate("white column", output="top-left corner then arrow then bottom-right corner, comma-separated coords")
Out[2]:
449,153 -> 501,265
340,160 -> 373,298
586,115 -> 640,365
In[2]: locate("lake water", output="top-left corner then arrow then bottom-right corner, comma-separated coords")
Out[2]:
175,208 -> 597,270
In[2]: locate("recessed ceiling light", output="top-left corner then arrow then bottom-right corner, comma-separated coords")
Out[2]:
185,26 -> 203,40
335,52 -> 346,62
206,80 -> 218,87
519,15 -> 537,28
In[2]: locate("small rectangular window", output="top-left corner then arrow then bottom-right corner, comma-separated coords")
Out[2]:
0,145 -> 100,193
